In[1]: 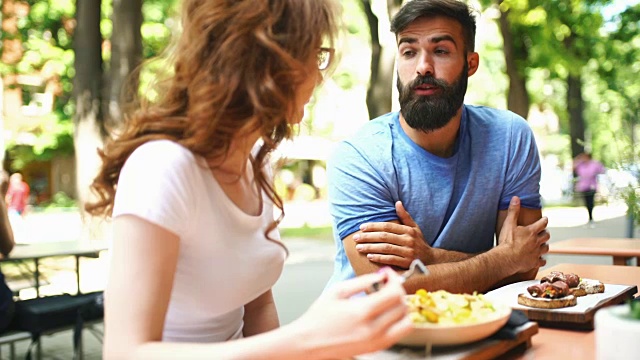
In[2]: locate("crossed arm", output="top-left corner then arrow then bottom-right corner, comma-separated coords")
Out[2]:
344,196 -> 550,294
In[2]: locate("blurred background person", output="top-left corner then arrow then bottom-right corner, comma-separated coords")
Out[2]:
573,152 -> 606,227
5,173 -> 30,217
4,172 -> 29,243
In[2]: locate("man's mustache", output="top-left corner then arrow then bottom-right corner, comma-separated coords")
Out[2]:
408,75 -> 449,89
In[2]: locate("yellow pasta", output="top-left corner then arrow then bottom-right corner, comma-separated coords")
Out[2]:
407,289 -> 498,325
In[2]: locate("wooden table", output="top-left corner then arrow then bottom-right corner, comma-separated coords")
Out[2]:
0,240 -> 109,297
549,237 -> 640,266
514,264 -> 640,359
355,264 -> 640,360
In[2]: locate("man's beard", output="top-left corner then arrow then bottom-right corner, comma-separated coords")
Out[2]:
397,63 -> 468,133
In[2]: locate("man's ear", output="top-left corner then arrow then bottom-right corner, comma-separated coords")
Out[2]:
467,52 -> 479,77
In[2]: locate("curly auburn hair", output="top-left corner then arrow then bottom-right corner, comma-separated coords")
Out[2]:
86,0 -> 340,234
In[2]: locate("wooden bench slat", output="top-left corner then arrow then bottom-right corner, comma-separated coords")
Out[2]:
0,330 -> 31,344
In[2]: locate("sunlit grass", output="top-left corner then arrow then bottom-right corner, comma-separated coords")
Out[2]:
280,225 -> 333,241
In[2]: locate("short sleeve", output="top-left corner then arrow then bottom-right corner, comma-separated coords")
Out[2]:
499,116 -> 542,210
327,142 -> 397,240
113,140 -> 197,237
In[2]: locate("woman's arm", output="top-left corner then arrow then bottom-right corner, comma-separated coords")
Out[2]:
243,289 -> 279,337
106,216 -> 412,360
0,198 -> 15,257
103,215 -> 180,359
133,269 -> 412,360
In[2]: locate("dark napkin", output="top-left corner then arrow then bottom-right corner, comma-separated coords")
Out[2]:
490,310 -> 529,340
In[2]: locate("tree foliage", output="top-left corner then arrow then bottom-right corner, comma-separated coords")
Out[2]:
476,0 -> 638,161
596,3 -> 640,150
1,0 -> 76,167
2,0 -> 639,210
1,0 -> 179,170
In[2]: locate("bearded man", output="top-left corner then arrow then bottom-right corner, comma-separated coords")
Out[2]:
325,0 -> 550,294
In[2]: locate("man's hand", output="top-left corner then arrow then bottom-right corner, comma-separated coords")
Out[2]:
498,196 -> 550,274
353,201 -> 430,269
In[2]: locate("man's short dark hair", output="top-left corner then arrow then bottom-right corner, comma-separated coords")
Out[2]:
390,0 -> 477,52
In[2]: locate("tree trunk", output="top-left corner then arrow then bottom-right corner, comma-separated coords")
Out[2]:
107,0 -> 143,125
627,111 -> 637,237
1,0 -> 24,170
73,0 -> 104,219
0,77 -> 4,173
567,74 -> 586,158
360,0 -> 381,118
360,0 -> 403,119
0,0 -> 16,174
497,2 -> 530,119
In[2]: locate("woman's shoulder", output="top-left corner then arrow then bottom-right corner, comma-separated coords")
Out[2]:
121,140 -> 203,180
128,140 -> 197,166
133,139 -> 193,157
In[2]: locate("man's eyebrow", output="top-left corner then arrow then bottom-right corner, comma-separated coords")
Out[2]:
398,36 -> 418,46
398,34 -> 458,47
430,35 -> 457,47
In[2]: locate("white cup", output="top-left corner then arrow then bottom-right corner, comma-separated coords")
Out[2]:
595,304 -> 640,359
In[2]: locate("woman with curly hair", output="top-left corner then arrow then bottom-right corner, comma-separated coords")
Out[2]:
86,0 -> 412,358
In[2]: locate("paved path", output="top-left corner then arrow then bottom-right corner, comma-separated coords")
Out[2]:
3,202 -> 638,358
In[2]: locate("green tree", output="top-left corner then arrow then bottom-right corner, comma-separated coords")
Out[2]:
498,0 -> 530,119
595,4 -> 640,234
73,0 -> 104,207
481,0 -> 613,159
1,0 -> 76,170
0,0 -> 176,219
546,0 -> 609,159
106,0 -> 143,124
597,4 -> 640,155
74,0 -> 177,211
359,0 -> 404,119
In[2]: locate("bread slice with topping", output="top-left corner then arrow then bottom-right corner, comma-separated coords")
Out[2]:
572,278 -> 605,297
517,293 -> 577,309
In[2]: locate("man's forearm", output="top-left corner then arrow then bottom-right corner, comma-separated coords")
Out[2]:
404,246 -> 514,294
426,247 -> 475,264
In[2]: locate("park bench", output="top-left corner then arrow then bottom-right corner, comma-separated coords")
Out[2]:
0,330 -> 31,360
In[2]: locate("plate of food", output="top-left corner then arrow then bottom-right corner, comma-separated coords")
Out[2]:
517,271 -> 605,309
484,270 -> 637,329
398,289 -> 512,346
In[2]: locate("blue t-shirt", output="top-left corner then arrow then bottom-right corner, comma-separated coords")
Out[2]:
325,105 -> 541,289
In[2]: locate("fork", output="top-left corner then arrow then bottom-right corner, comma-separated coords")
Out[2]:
370,259 -> 429,292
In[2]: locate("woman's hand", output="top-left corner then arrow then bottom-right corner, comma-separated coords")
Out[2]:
291,268 -> 413,359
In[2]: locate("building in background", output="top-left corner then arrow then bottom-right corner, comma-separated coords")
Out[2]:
2,73 -> 76,205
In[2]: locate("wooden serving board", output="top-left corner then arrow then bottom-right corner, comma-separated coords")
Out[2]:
485,280 -> 637,330
355,322 -> 538,360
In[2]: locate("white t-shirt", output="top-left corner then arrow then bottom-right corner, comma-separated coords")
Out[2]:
112,140 -> 286,343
